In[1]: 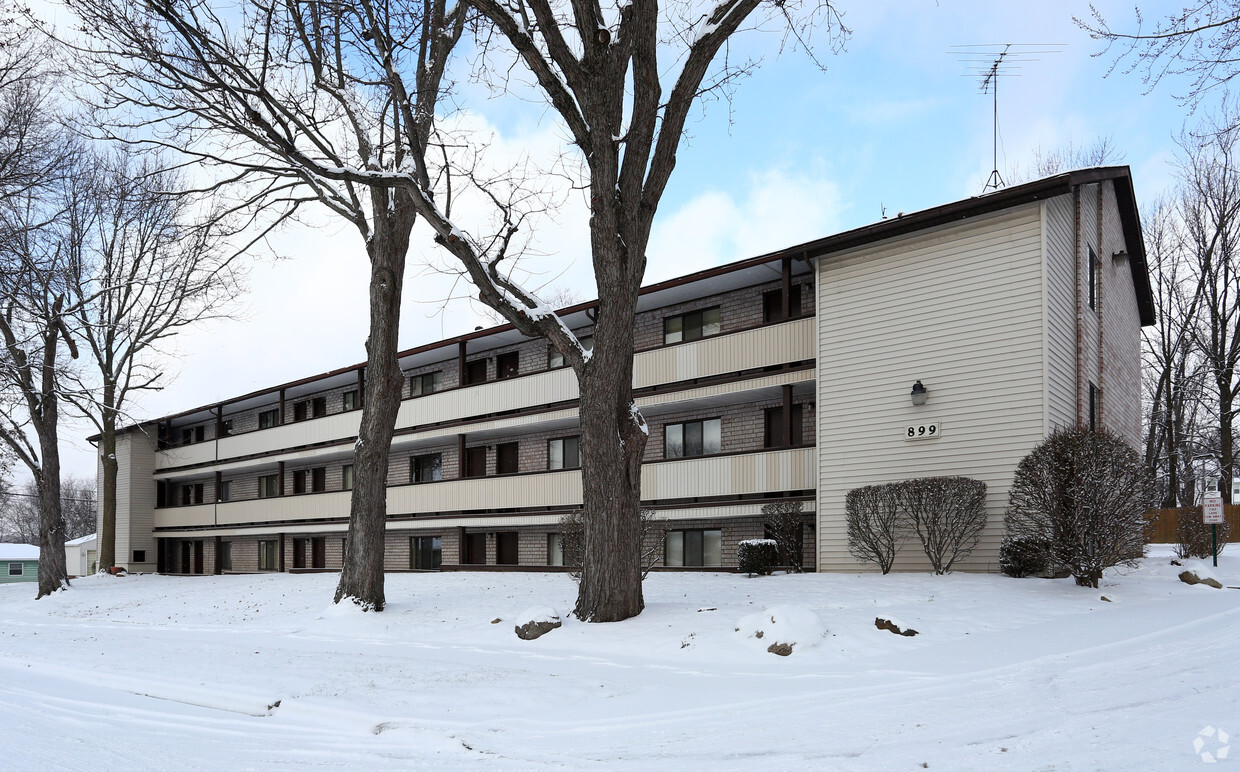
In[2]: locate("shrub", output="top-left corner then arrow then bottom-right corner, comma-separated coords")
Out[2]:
846,483 -> 904,574
558,508 -> 666,581
896,476 -> 988,574
762,500 -> 806,572
1006,427 -> 1156,588
999,535 -> 1050,578
1175,507 -> 1230,560
737,539 -> 779,576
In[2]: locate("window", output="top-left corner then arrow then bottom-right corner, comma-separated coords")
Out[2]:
549,336 -> 593,368
496,442 -> 519,474
133,550 -> 146,563
464,447 -> 487,478
293,469 -> 308,495
343,390 -> 359,411
763,405 -> 804,448
258,540 -> 278,571
219,419 -> 233,437
1088,246 -> 1100,311
8,562 -> 21,576
496,351 -> 520,379
664,307 -> 721,344
342,464 -> 354,490
411,536 -> 442,570
258,408 -> 279,429
180,483 -> 204,506
547,534 -> 564,566
312,396 -> 327,418
412,453 -> 443,483
218,480 -> 232,502
664,419 -> 722,458
180,426 -> 206,445
219,542 -> 233,571
665,529 -> 722,567
548,436 -> 580,470
312,467 -> 326,493
1089,383 -> 1100,432
258,474 -> 279,498
411,371 -> 443,396
763,285 -> 803,323
464,359 -> 487,385
294,401 -> 309,422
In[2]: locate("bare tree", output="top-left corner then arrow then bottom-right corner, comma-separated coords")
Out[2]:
464,0 -> 849,621
761,500 -> 805,571
58,149 -> 237,572
1078,3 -> 1240,122
0,475 -> 95,544
558,508 -> 665,580
1008,137 -> 1124,184
845,483 -> 904,574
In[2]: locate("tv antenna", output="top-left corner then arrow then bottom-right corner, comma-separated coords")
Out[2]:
950,43 -> 1063,192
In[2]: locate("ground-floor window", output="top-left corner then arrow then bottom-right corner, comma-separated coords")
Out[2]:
258,540 -> 278,571
219,541 -> 233,571
8,562 -> 21,576
547,533 -> 563,566
411,536 -> 442,570
665,529 -> 722,567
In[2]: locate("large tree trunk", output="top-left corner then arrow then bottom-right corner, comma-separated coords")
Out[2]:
35,404 -> 68,599
333,190 -> 415,611
98,392 -> 118,570
1220,379 -> 1234,503
572,246 -> 648,623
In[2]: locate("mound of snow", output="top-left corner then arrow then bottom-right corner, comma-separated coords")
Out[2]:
735,605 -> 825,654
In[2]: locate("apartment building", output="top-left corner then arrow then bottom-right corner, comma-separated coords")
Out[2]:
98,167 -> 1153,575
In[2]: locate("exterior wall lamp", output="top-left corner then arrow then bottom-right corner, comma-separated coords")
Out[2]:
910,380 -> 928,406
1112,250 -> 1129,267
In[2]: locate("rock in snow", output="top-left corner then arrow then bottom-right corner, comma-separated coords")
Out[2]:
875,617 -> 919,636
736,605 -> 825,655
514,606 -> 562,640
1179,570 -> 1224,590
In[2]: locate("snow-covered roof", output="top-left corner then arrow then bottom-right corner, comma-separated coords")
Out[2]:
0,543 -> 39,560
66,534 -> 97,547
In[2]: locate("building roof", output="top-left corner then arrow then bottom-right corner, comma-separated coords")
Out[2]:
66,534 -> 97,547
104,166 -> 1153,431
0,543 -> 39,560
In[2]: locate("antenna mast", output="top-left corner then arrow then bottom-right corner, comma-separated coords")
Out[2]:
950,43 -> 1063,193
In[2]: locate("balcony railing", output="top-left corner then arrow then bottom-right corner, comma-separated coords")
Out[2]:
153,447 -> 815,530
154,317 -> 816,471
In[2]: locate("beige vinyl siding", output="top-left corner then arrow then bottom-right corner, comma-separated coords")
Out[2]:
1044,193 -> 1079,431
816,204 -> 1047,572
117,432 -> 158,570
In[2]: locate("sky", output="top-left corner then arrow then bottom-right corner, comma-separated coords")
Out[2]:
33,0 -> 1204,480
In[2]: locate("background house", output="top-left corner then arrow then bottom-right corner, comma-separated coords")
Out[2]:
65,534 -> 97,578
0,544 -> 39,584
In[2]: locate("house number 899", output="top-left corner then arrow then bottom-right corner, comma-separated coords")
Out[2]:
905,423 -> 940,440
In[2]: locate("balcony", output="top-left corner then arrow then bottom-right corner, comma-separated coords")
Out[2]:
153,447 -> 815,530
154,317 -> 816,471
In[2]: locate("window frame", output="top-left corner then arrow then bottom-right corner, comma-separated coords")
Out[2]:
410,535 -> 443,570
293,469 -> 308,495
410,370 -> 443,397
663,306 -> 721,345
258,408 -> 280,430
293,401 -> 309,422
496,351 -> 520,380
664,418 -> 723,459
257,540 -> 278,571
548,335 -> 593,369
258,474 -> 279,499
548,436 -> 581,470
342,464 -> 354,490
8,562 -> 22,576
343,390 -> 359,411
218,480 -> 232,503
1089,246 -> 1099,311
411,453 -> 443,483
762,284 -> 803,323
665,529 -> 722,567
219,541 -> 233,571
547,533 -> 564,566
1089,383 -> 1100,432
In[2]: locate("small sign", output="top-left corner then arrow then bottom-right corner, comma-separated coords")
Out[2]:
1203,493 -> 1225,525
904,423 -> 941,441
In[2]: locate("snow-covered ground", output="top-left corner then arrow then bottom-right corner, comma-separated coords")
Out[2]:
2,548 -> 1236,770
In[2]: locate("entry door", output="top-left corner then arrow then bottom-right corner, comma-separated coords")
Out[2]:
181,542 -> 190,573
193,541 -> 204,574
464,533 -> 487,564
311,537 -> 326,569
496,532 -> 519,565
465,446 -> 487,478
292,539 -> 306,569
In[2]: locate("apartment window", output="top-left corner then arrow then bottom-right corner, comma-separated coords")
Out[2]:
311,396 -> 327,418
343,390 -> 359,411
1089,383 -> 1100,432
258,408 -> 279,429
763,285 -> 803,323
412,453 -> 443,483
410,371 -> 443,396
496,442 -> 519,474
664,418 -> 722,458
293,469 -> 308,495
294,401 -> 309,422
665,529 -> 722,567
133,550 -> 146,563
342,464 -> 354,491
464,447 -> 487,478
312,467 -> 326,493
219,419 -> 233,437
181,483 -> 204,506
410,536 -> 442,570
218,480 -> 232,502
548,436 -> 580,470
496,351 -> 520,379
664,307 -> 721,344
258,540 -> 278,571
549,336 -> 593,368
181,426 -> 206,445
8,562 -> 22,576
547,533 -> 564,566
464,359 -> 487,385
219,542 -> 233,571
1089,247 -> 1099,311
258,474 -> 279,498
763,404 -> 804,448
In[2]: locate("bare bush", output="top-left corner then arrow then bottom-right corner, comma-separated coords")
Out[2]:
1006,428 -> 1157,588
897,476 -> 988,575
762,500 -> 806,572
560,509 -> 665,581
1175,507 -> 1230,560
845,483 -> 904,574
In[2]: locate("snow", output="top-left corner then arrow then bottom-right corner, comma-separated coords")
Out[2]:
516,606 -> 560,625
0,543 -> 38,560
1,547 -> 1238,768
65,534 -> 96,547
